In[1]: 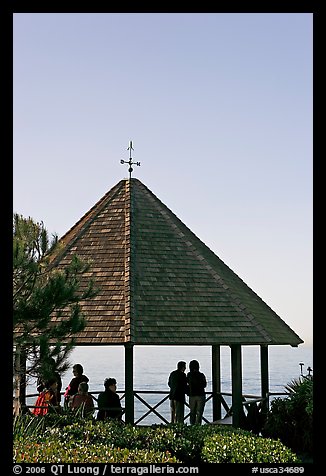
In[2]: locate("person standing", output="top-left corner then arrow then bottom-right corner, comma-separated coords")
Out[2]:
97,378 -> 123,421
168,361 -> 189,424
187,359 -> 207,425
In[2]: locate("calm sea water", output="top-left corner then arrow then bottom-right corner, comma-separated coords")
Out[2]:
26,344 -> 313,425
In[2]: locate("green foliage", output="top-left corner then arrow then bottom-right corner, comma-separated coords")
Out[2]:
144,423 -> 252,463
201,433 -> 299,463
13,416 -> 299,464
262,376 -> 313,458
13,213 -> 98,382
13,413 -> 47,439
14,440 -> 179,463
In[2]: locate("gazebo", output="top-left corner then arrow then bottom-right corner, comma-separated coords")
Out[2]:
29,178 -> 304,426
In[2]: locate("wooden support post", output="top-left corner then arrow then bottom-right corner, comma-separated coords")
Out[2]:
124,343 -> 134,424
231,344 -> 243,428
260,345 -> 269,415
212,345 -> 221,421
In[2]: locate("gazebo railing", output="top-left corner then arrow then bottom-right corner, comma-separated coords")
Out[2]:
18,389 -> 283,426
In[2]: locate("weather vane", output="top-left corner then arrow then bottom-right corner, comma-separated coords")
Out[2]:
120,140 -> 140,180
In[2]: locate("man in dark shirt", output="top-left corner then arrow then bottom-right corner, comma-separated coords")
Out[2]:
97,378 -> 123,421
168,361 -> 189,423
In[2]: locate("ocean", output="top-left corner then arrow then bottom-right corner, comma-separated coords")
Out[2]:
25,344 -> 313,424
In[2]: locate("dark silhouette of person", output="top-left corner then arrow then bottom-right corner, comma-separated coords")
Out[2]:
64,363 -> 89,407
36,357 -> 62,404
187,359 -> 207,425
97,378 -> 123,421
168,361 -> 189,423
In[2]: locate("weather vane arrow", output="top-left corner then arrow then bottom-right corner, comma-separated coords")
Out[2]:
120,140 -> 141,179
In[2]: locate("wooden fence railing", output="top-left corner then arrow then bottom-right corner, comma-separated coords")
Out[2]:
15,389 -> 288,427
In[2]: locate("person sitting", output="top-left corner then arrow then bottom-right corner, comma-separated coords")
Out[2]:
69,382 -> 94,417
64,363 -> 89,407
32,377 -> 60,416
97,378 -> 123,421
36,357 -> 62,404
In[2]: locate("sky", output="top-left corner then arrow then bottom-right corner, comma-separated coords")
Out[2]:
13,13 -> 313,347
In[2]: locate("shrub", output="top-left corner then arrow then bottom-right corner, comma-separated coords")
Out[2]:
13,416 -> 300,463
262,376 -> 313,458
202,433 -> 299,463
13,439 -> 179,463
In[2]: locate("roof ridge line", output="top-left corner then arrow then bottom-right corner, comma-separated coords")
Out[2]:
124,179 -> 133,343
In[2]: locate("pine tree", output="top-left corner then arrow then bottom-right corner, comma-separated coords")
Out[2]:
13,213 -> 97,409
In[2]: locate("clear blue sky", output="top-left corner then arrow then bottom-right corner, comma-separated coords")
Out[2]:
13,13 -> 313,346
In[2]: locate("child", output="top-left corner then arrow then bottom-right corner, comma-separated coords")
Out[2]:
69,381 -> 94,416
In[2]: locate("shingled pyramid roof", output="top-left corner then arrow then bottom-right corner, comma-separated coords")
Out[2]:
50,178 -> 303,347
